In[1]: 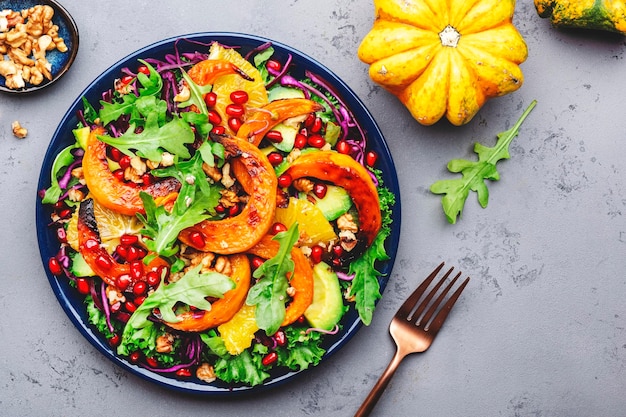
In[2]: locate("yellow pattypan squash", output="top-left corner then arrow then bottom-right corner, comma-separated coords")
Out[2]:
358,0 -> 528,126
535,0 -> 626,35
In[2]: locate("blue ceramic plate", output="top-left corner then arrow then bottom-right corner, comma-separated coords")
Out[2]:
0,0 -> 78,93
36,33 -> 400,395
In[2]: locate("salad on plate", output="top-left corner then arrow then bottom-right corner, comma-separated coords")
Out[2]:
39,37 -> 396,389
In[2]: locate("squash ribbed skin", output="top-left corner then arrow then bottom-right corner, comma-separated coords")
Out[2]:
535,0 -> 626,34
358,0 -> 527,126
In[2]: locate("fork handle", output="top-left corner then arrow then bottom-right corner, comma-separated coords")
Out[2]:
354,350 -> 406,417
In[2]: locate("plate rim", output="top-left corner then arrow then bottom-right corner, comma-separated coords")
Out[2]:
0,0 -> 79,94
36,31 -> 401,396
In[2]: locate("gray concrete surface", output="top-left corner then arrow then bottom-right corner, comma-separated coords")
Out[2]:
1,1 -> 625,416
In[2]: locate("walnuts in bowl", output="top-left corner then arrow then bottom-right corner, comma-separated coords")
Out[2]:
0,5 -> 69,90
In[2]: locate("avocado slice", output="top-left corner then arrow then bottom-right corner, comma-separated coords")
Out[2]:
69,251 -> 95,277
304,261 -> 345,330
73,126 -> 91,150
310,185 -> 353,221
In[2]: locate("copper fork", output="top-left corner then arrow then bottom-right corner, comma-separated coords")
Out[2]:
354,262 -> 470,417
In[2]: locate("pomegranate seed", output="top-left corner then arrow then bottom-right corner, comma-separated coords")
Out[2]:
48,257 -> 62,276
313,183 -> 327,199
58,208 -> 72,219
228,117 -> 242,133
262,352 -> 278,367
274,330 -> 287,347
332,245 -> 344,257
308,134 -> 326,149
95,254 -> 113,270
176,368 -> 192,377
230,90 -> 249,104
76,278 -> 90,295
211,125 -> 226,135
109,147 -> 123,162
146,270 -> 160,287
336,140 -> 351,154
228,204 -> 241,217
189,231 -> 205,248
119,155 -> 131,170
310,245 -> 324,264
270,222 -> 288,235
135,246 -> 148,260
208,110 -> 222,125
251,256 -> 265,269
134,295 -> 146,305
142,173 -> 153,186
53,201 -> 66,210
225,103 -> 245,118
110,302 -> 121,313
116,274 -> 131,291
266,59 -> 282,72
311,117 -> 323,133
129,260 -> 144,280
146,357 -> 159,368
277,173 -> 292,188
125,301 -> 137,313
109,334 -> 121,347
215,204 -> 226,214
296,315 -> 306,324
304,113 -> 316,128
133,281 -> 147,296
129,351 -> 141,363
113,169 -> 125,181
120,234 -> 138,246
121,75 -> 134,85
115,244 -> 128,260
267,152 -> 284,166
366,150 -> 378,167
265,130 -> 283,143
294,133 -> 308,149
137,65 -> 150,75
125,245 -> 140,261
204,92 -> 217,108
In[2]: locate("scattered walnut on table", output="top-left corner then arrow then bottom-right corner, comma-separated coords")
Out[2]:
11,120 -> 27,138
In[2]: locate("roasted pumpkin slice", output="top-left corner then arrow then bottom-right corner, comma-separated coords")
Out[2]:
82,127 -> 180,216
247,235 -> 314,327
283,151 -> 382,246
178,134 -> 277,254
164,254 -> 251,332
358,0 -> 528,126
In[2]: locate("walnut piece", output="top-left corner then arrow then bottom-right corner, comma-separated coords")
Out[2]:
11,120 -> 27,138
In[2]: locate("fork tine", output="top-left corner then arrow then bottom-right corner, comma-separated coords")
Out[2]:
409,266 -> 455,324
396,262 -> 445,318
419,271 -> 462,326
425,275 -> 470,334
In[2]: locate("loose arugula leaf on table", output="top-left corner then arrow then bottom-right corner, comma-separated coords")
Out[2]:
138,153 -> 221,258
246,224 -> 299,336
118,264 -> 234,356
430,100 -> 537,224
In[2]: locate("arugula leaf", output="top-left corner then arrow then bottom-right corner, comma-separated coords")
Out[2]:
99,60 -> 162,126
431,100 -> 537,224
99,111 -> 194,161
253,46 -> 274,84
118,264 -> 234,355
138,153 -> 221,257
41,144 -> 77,204
177,70 -> 213,115
246,224 -> 299,335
